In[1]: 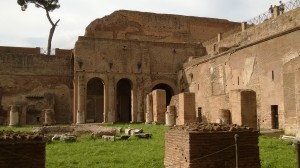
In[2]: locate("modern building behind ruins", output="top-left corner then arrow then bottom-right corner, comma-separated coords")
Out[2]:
0,5 -> 300,134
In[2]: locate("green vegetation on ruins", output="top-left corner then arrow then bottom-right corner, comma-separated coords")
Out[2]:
0,124 -> 297,168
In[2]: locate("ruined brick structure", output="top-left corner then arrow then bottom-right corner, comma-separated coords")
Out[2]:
164,123 -> 260,168
0,131 -> 46,168
0,8 -> 300,133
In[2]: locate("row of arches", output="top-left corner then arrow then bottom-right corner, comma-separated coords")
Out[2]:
86,77 -> 174,123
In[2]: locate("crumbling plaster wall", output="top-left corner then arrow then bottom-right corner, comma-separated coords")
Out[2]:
0,50 -> 73,125
182,8 -> 300,132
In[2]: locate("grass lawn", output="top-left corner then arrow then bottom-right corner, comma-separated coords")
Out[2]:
0,124 -> 297,168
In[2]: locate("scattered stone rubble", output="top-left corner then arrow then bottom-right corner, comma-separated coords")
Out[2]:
32,125 -> 152,142
170,122 -> 254,132
51,134 -> 77,142
0,130 -> 46,168
0,130 -> 46,142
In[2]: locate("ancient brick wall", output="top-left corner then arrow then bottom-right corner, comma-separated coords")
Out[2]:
182,8 -> 300,133
165,123 -> 260,168
84,10 -> 240,43
0,131 -> 46,168
0,47 -> 74,125
75,37 -> 204,75
283,56 -> 300,133
0,46 -> 40,55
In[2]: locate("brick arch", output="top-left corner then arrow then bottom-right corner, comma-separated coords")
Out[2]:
151,80 -> 178,94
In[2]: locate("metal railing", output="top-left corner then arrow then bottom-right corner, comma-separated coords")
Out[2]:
246,0 -> 300,25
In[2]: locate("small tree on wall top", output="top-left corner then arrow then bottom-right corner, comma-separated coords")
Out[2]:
17,0 -> 60,55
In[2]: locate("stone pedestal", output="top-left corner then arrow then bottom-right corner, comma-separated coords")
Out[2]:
9,105 -> 19,126
165,105 -> 175,126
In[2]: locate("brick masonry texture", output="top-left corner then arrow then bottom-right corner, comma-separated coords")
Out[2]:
165,123 -> 260,168
0,131 -> 46,168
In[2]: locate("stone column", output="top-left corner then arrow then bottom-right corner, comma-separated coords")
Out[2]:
145,93 -> 153,124
76,74 -> 85,124
44,109 -> 55,125
9,105 -> 19,126
165,105 -> 175,126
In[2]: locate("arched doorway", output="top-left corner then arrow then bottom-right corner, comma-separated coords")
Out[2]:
152,83 -> 174,105
87,78 -> 104,123
117,78 -> 132,122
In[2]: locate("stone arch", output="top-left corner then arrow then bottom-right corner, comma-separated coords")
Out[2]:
86,77 -> 104,123
152,83 -> 174,105
117,78 -> 132,122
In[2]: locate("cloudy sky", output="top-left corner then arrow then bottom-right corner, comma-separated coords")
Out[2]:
0,0 -> 286,49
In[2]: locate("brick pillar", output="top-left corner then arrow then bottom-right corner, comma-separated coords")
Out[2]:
131,84 -> 137,122
76,74 -> 85,124
229,90 -> 257,129
176,92 -> 196,125
107,76 -> 115,122
152,89 -> 166,124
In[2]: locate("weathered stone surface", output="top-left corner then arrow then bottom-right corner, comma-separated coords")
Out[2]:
51,134 -> 77,142
102,135 -> 115,141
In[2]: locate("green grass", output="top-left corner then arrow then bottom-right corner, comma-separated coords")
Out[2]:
1,125 -> 298,168
259,135 -> 296,168
46,123 -> 167,168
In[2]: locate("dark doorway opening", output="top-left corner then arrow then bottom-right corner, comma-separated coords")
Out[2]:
152,83 -> 174,105
197,107 -> 202,123
271,105 -> 279,129
87,78 -> 104,123
117,79 -> 132,122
